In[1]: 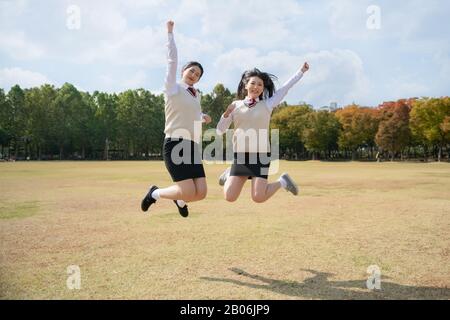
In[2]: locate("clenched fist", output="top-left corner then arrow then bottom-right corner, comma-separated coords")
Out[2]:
167,20 -> 174,33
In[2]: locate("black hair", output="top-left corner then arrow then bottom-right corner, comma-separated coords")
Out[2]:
182,61 -> 204,78
236,68 -> 277,100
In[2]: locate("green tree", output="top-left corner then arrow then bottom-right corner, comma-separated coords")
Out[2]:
140,90 -> 165,156
25,85 -> 57,159
93,91 -> 119,160
51,83 -> 83,159
116,89 -> 165,159
270,104 -> 313,159
0,89 -> 12,158
201,83 -> 234,129
410,97 -> 450,161
75,92 -> 97,159
6,85 -> 27,158
303,110 -> 341,160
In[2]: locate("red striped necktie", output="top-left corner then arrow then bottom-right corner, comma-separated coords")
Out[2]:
187,87 -> 197,97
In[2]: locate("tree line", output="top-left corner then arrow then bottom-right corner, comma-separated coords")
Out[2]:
0,83 -> 449,161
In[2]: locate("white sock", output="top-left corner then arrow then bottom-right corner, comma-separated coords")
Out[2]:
278,176 -> 287,189
176,200 -> 186,207
151,189 -> 160,200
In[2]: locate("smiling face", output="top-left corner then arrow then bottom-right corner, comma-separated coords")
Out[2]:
245,76 -> 264,99
182,65 -> 202,86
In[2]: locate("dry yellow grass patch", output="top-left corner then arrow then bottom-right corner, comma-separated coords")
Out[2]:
0,160 -> 449,299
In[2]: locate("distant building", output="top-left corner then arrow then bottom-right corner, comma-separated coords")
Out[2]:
320,102 -> 338,112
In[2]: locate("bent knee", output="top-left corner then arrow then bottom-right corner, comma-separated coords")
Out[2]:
252,194 -> 266,203
179,188 -> 196,202
224,192 -> 238,202
195,189 -> 207,201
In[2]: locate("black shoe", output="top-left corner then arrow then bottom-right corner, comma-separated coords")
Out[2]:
173,200 -> 189,218
141,185 -> 158,212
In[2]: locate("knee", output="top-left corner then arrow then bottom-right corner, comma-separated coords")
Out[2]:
179,187 -> 196,202
195,188 -> 207,201
224,191 -> 238,202
252,193 -> 266,203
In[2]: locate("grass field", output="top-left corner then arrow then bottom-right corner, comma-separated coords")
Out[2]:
0,160 -> 449,299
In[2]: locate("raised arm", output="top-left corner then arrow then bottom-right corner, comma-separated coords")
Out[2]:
164,21 -> 178,95
266,62 -> 309,110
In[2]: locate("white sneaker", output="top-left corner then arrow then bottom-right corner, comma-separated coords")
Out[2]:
280,173 -> 299,196
219,167 -> 231,186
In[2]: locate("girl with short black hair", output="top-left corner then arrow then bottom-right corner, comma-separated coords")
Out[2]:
141,21 -> 211,217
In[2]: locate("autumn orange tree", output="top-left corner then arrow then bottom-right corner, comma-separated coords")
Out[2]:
335,104 -> 379,160
375,99 -> 414,161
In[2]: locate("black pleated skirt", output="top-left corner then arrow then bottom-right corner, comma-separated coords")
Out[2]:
163,138 -> 205,182
230,152 -> 271,180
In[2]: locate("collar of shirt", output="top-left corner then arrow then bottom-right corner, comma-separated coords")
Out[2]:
243,96 -> 260,107
244,96 -> 260,102
180,81 -> 194,90
179,81 -> 198,98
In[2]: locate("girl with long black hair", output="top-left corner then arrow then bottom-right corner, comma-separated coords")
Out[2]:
216,62 -> 309,203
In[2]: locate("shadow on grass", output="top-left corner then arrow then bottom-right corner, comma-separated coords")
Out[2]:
200,268 -> 450,300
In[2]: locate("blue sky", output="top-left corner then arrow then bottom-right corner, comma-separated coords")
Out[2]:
0,0 -> 449,108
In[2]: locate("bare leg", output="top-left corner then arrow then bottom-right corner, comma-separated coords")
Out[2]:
192,177 -> 207,201
251,177 -> 281,203
158,179 -> 197,202
224,176 -> 248,202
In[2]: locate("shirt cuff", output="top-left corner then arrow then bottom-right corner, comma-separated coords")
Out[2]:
216,115 -> 230,135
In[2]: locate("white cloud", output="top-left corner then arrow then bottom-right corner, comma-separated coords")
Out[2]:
0,0 -> 28,23
0,31 -> 45,60
172,0 -> 304,50
122,70 -> 148,89
123,0 -> 166,8
0,0 -> 447,107
301,49 -> 372,107
213,47 -> 372,107
0,67 -> 54,89
77,26 -> 166,66
213,48 -> 307,90
327,0 -> 450,48
173,33 -> 224,66
78,1 -> 128,35
381,75 -> 430,102
433,50 -> 450,80
98,74 -> 115,90
327,0 -> 375,40
97,70 -> 150,92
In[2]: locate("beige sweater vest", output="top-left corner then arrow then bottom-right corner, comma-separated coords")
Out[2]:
232,100 -> 272,153
164,85 -> 202,144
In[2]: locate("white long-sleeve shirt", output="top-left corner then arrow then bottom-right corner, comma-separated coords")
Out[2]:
163,33 -> 204,143
164,33 -> 178,96
216,70 -> 304,135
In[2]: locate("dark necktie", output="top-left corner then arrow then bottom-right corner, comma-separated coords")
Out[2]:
187,87 -> 197,97
245,98 -> 257,108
